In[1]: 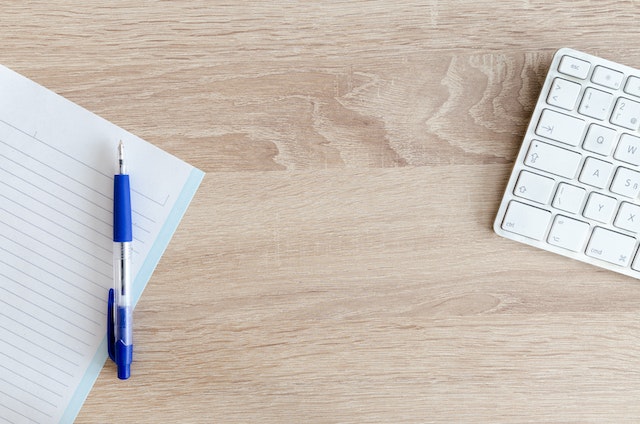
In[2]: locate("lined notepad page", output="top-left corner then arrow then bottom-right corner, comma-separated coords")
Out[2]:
0,66 -> 204,423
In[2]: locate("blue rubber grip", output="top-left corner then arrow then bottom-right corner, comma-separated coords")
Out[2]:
113,174 -> 132,242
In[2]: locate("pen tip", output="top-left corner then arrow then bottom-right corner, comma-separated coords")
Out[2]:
118,141 -> 126,174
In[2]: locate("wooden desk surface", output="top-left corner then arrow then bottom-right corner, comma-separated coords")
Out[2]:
3,1 -> 640,422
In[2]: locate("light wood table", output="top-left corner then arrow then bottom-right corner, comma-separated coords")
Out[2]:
3,1 -> 640,422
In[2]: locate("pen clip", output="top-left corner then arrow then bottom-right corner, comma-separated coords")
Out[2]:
107,288 -> 116,363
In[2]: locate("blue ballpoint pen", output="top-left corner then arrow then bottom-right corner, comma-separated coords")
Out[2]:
108,140 -> 133,379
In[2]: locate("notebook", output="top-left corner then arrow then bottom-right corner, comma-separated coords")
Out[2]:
0,65 -> 204,422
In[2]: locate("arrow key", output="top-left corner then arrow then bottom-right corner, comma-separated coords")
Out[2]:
548,215 -> 590,252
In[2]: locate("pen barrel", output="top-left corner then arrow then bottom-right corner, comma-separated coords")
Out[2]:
113,241 -> 132,344
113,161 -> 133,379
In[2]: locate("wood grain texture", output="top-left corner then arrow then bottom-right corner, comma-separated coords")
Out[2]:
2,1 -> 640,422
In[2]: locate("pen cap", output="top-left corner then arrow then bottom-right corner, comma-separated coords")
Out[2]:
113,174 -> 132,242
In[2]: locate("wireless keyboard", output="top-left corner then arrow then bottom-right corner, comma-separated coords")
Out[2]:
494,48 -> 640,279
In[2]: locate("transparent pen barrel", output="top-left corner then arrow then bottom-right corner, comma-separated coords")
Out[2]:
113,241 -> 132,344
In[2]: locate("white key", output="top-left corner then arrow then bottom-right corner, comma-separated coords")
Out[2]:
582,124 -> 617,156
547,78 -> 581,110
513,171 -> 555,204
578,157 -> 613,189
552,182 -> 586,214
614,133 -> 640,166
578,88 -> 613,120
558,55 -> 590,79
586,227 -> 636,267
610,97 -> 640,130
524,140 -> 582,179
547,215 -> 590,252
614,202 -> 640,233
632,246 -> 640,271
591,65 -> 624,90
501,201 -> 551,240
624,76 -> 640,98
610,167 -> 640,198
583,192 -> 617,223
535,109 -> 585,146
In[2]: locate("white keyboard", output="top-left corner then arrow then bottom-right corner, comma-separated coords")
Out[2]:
494,48 -> 640,279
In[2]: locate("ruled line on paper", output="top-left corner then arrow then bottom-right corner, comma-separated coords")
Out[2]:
0,118 -> 172,208
0,191 -> 110,255
0,397 -> 45,423
0,364 -> 69,414
0,376 -> 57,407
0,350 -> 70,388
0,161 -> 112,229
0,134 -> 156,236
0,324 -> 80,367
0,285 -> 96,338
0,178 -> 112,243
0,219 -> 111,280
0,338 -> 74,378
0,207 -> 110,268
0,240 -> 104,303
134,209 -> 157,224
0,379 -> 57,424
0,364 -> 65,401
0,118 -> 112,181
0,312 -> 84,358
0,150 -> 157,241
0,299 -> 90,348
0,264 -> 101,325
0,140 -> 111,213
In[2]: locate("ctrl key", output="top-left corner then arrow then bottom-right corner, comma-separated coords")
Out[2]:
501,201 -> 552,240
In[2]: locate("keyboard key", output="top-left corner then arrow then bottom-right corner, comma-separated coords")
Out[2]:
591,65 -> 624,90
513,171 -> 555,204
583,192 -> 617,223
586,227 -> 636,267
535,109 -> 585,146
614,133 -> 640,166
614,202 -> 640,233
552,183 -> 586,214
582,124 -> 616,156
610,167 -> 640,198
610,97 -> 640,130
548,215 -> 590,251
624,76 -> 640,98
547,78 -> 581,110
558,55 -> 590,79
501,201 -> 551,240
524,140 -> 582,178
578,87 -> 613,120
632,250 -> 640,271
578,157 -> 613,189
